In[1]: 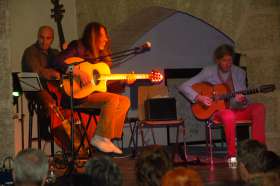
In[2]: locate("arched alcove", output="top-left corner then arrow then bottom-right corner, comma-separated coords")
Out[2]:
110,7 -> 234,143
111,6 -> 233,73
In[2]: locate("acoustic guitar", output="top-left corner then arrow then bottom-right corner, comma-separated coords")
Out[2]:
191,82 -> 275,120
62,57 -> 163,99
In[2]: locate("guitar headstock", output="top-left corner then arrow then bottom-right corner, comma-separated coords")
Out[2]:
149,70 -> 163,83
259,84 -> 276,93
50,0 -> 65,23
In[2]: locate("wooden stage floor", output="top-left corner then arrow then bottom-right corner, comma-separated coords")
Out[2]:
51,146 -> 245,186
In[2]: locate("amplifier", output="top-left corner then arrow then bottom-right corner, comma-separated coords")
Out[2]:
145,97 -> 177,120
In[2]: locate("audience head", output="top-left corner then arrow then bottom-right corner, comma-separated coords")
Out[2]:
37,25 -> 54,51
135,145 -> 172,186
260,150 -> 280,172
55,173 -> 92,186
238,139 -> 267,174
161,167 -> 203,186
13,148 -> 49,186
85,155 -> 122,186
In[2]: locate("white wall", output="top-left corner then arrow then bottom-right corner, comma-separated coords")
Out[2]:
10,0 -> 78,71
112,12 -> 233,145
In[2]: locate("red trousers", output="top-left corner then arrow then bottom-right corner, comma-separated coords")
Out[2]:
213,103 -> 266,157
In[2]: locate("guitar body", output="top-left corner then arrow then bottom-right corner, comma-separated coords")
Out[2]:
63,62 -> 110,99
62,58 -> 163,99
191,83 -> 228,120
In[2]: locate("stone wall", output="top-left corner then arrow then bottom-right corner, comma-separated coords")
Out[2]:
9,0 -> 78,155
1,0 -> 279,159
0,0 -> 14,161
76,0 -> 280,153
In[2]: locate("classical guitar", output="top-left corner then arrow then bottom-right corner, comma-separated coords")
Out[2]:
191,82 -> 275,120
62,57 -> 164,99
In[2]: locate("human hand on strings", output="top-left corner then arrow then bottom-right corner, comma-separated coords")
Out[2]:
73,66 -> 91,86
126,71 -> 136,85
52,71 -> 61,80
234,94 -> 247,103
196,95 -> 213,107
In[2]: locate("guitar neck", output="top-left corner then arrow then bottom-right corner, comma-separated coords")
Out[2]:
99,74 -> 150,81
219,88 -> 260,100
57,23 -> 65,51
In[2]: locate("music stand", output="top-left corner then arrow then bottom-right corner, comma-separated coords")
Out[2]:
17,72 -> 43,92
13,72 -> 42,150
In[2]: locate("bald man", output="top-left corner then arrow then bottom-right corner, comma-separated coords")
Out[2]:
21,25 -> 60,140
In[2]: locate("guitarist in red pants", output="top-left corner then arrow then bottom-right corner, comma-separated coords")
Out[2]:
179,44 -> 266,163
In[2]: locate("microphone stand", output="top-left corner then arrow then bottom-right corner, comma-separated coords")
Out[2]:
91,46 -> 150,62
64,64 -> 77,175
73,45 -> 150,66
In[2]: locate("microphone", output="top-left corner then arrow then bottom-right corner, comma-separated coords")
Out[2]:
109,41 -> 152,62
134,41 -> 152,53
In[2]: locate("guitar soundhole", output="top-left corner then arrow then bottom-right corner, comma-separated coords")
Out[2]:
92,70 -> 100,85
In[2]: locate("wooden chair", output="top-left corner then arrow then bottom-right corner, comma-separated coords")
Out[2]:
206,119 -> 252,166
134,85 -> 187,162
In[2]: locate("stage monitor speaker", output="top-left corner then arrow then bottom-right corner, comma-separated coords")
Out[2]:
145,98 -> 177,120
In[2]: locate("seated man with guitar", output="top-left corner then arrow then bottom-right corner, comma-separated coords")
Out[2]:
179,44 -> 267,161
53,22 -> 133,155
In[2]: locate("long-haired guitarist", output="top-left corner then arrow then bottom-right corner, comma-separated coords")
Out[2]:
53,22 -> 134,155
179,44 -> 266,161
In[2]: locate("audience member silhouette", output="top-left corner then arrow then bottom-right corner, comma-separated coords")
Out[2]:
13,149 -> 49,186
161,167 -> 203,186
135,145 -> 172,186
85,155 -> 122,186
237,139 -> 280,185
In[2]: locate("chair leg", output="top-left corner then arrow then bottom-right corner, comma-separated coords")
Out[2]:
167,126 -> 170,146
181,125 -> 188,161
128,120 -> 137,151
151,128 -> 156,144
133,121 -> 140,157
140,125 -> 145,147
77,112 -> 93,157
28,102 -> 34,148
28,112 -> 33,148
50,138 -> 55,158
172,126 -> 180,161
37,120 -> 41,150
205,124 -> 209,151
207,120 -> 214,166
121,133 -> 124,151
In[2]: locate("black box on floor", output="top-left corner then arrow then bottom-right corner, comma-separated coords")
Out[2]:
145,97 -> 177,120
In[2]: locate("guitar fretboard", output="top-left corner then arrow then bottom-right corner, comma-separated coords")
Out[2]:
99,74 -> 150,81
216,88 -> 260,100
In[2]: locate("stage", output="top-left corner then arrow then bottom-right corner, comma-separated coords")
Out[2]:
50,146 -> 244,186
